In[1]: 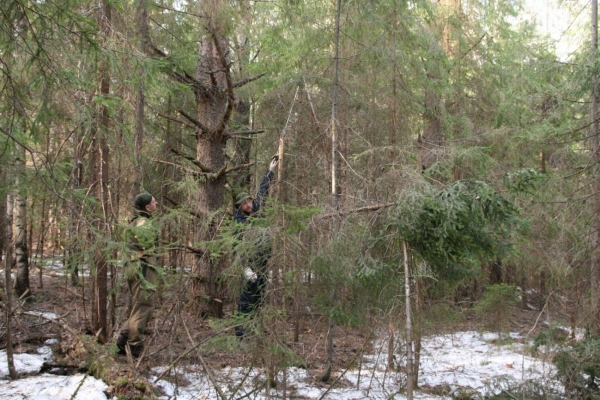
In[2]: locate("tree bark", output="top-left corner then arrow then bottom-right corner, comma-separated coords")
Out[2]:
591,0 -> 600,333
14,145 -> 30,298
133,0 -> 148,196
4,192 -> 17,380
321,0 -> 343,382
91,0 -> 112,343
403,241 -> 414,400
192,31 -> 232,318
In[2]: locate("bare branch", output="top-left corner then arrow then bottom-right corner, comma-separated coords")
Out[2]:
178,109 -> 210,134
233,73 -> 266,89
227,129 -> 265,136
152,158 -> 206,177
314,202 -> 396,221
150,107 -> 198,131
167,146 -> 211,172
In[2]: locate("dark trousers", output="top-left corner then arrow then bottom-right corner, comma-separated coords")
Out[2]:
237,274 -> 266,315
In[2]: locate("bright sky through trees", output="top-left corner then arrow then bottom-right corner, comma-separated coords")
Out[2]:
523,0 -> 589,60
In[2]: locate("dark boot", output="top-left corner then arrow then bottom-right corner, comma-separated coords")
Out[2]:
128,344 -> 144,359
235,326 -> 246,338
116,334 -> 128,355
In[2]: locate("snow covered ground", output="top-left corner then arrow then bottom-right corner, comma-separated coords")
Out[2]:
0,330 -> 561,399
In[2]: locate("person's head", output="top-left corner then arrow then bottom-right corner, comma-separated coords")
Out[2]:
235,192 -> 253,215
134,193 -> 158,215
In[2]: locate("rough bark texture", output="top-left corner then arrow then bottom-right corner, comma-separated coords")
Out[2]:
192,33 -> 232,318
4,193 -> 17,380
92,0 -> 111,343
14,185 -> 30,298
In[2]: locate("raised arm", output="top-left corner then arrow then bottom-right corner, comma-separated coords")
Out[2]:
252,156 -> 278,213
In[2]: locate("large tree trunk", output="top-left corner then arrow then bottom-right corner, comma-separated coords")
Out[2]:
192,32 -> 232,318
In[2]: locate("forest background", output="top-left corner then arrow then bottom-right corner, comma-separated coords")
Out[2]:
1,0 -> 599,397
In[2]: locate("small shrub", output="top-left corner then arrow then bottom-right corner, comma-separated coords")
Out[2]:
531,326 -> 569,356
553,335 -> 600,399
473,284 -> 518,334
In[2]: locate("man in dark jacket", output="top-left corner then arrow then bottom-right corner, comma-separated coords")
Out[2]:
116,193 -> 161,358
234,156 -> 278,336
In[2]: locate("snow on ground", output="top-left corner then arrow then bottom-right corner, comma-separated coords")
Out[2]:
0,331 -> 560,400
0,341 -> 108,399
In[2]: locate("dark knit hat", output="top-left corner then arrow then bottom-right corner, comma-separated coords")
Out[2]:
134,193 -> 153,211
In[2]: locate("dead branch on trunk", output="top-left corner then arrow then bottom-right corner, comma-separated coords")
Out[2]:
167,146 -> 211,172
233,73 -> 266,89
178,109 -> 210,135
314,202 -> 396,221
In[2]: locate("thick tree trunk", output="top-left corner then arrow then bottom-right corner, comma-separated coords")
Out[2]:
192,33 -> 232,318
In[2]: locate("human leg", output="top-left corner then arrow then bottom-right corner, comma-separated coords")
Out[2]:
124,265 -> 157,356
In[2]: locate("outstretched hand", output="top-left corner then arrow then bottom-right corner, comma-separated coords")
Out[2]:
269,156 -> 279,172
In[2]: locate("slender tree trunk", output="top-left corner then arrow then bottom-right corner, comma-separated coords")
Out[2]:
133,0 -> 148,196
403,241 -> 414,400
14,148 -> 30,298
330,0 -> 342,202
68,125 -> 84,286
591,0 -> 600,333
391,0 -> 398,146
92,0 -> 112,343
0,182 -> 6,263
387,312 -> 395,370
4,192 -> 17,380
37,197 -> 47,288
322,0 -> 343,382
413,276 -> 422,389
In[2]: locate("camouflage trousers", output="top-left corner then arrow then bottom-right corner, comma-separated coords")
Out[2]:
119,260 -> 158,346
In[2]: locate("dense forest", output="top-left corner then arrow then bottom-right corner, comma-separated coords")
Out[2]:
1,0 -> 599,398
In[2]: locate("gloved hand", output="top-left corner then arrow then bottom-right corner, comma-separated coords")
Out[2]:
269,155 -> 279,172
244,267 -> 257,283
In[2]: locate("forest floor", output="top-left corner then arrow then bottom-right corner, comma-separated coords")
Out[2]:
1,260 -> 564,399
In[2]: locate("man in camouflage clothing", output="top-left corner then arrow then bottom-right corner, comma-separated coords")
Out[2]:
116,193 -> 160,358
